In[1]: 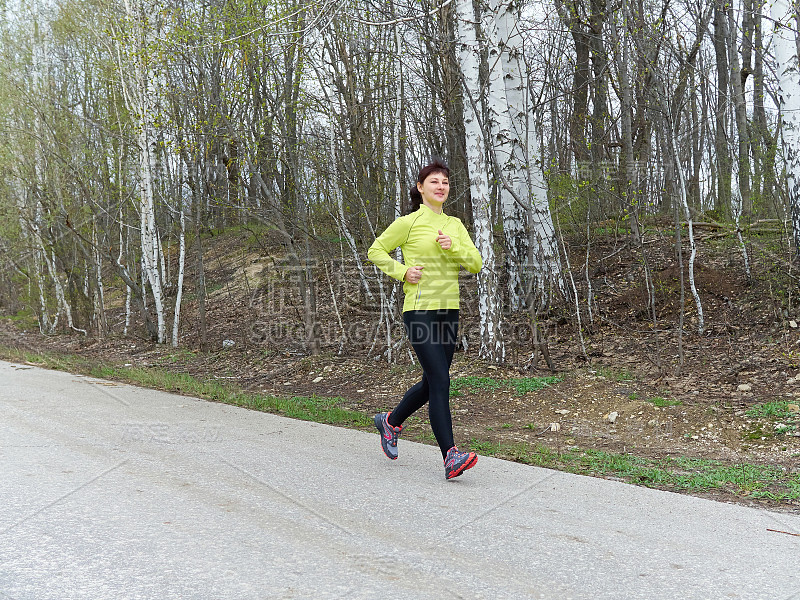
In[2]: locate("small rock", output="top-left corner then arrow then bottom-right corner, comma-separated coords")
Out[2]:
737,383 -> 752,392
788,378 -> 797,384
550,422 -> 561,432
555,409 -> 570,415
788,404 -> 800,413
357,389 -> 366,393
323,365 -> 333,372
791,320 -> 798,329
648,419 -> 658,427
312,376 -> 324,383
283,381 -> 291,386
606,411 -> 619,424
222,339 -> 235,349
488,365 -> 498,370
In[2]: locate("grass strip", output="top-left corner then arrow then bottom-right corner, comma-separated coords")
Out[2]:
468,440 -> 800,501
645,396 -> 683,407
450,375 -> 562,397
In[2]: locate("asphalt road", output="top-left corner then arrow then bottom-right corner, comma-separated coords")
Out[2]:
1,359 -> 799,600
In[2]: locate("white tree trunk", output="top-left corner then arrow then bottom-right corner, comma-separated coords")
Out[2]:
29,5 -> 54,334
92,223 -> 107,337
44,248 -> 86,335
172,202 -> 186,347
772,0 -> 800,254
669,130 -> 705,334
489,0 -> 563,309
119,208 -> 132,335
139,121 -> 166,342
34,250 -> 53,334
485,0 -> 526,310
115,0 -> 166,343
455,0 -> 504,362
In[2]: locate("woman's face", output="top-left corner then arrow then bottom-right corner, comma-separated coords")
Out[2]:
417,171 -> 450,209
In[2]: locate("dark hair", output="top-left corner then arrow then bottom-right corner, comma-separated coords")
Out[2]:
409,159 -> 450,213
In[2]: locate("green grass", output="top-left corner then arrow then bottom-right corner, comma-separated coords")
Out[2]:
595,366 -> 634,382
7,308 -> 39,330
449,376 -> 503,397
0,347 -> 370,428
746,401 -> 794,420
743,401 -> 798,438
467,440 -> 800,501
509,376 -> 562,394
593,226 -> 629,236
450,375 -> 562,397
646,396 -> 683,407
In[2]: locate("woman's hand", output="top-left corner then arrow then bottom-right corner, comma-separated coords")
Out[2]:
436,229 -> 451,250
404,265 -> 424,284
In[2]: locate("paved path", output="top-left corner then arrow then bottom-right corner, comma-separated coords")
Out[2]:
1,359 -> 798,599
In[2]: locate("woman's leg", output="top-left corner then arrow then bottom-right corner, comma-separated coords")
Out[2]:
387,312 -> 434,427
387,377 -> 428,427
429,310 -> 458,457
389,310 -> 459,458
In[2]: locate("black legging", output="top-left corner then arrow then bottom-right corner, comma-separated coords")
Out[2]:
387,309 -> 459,458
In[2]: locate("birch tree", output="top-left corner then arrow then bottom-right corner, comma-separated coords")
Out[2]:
485,0 -> 527,310
772,0 -> 800,255
485,0 -> 563,310
113,0 -> 167,342
455,0 -> 504,362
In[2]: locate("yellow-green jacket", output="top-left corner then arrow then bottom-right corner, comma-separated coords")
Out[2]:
367,204 -> 483,312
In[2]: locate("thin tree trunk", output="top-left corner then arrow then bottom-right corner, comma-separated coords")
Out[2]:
713,0 -> 732,216
172,199 -> 186,347
589,0 -> 609,170
727,6 -> 752,215
92,222 -> 107,337
455,0 -> 504,362
772,0 -> 800,255
667,120 -> 705,334
610,5 -> 641,243
555,0 -> 591,165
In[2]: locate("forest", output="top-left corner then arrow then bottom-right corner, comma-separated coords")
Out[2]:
1,0 -> 800,367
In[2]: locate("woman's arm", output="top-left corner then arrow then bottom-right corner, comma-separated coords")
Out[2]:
367,218 -> 411,281
444,220 -> 482,274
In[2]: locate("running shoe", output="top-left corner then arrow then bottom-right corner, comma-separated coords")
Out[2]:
374,412 -> 402,460
444,446 -> 477,480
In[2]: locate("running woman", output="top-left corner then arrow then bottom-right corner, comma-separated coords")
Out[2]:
367,159 -> 483,480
